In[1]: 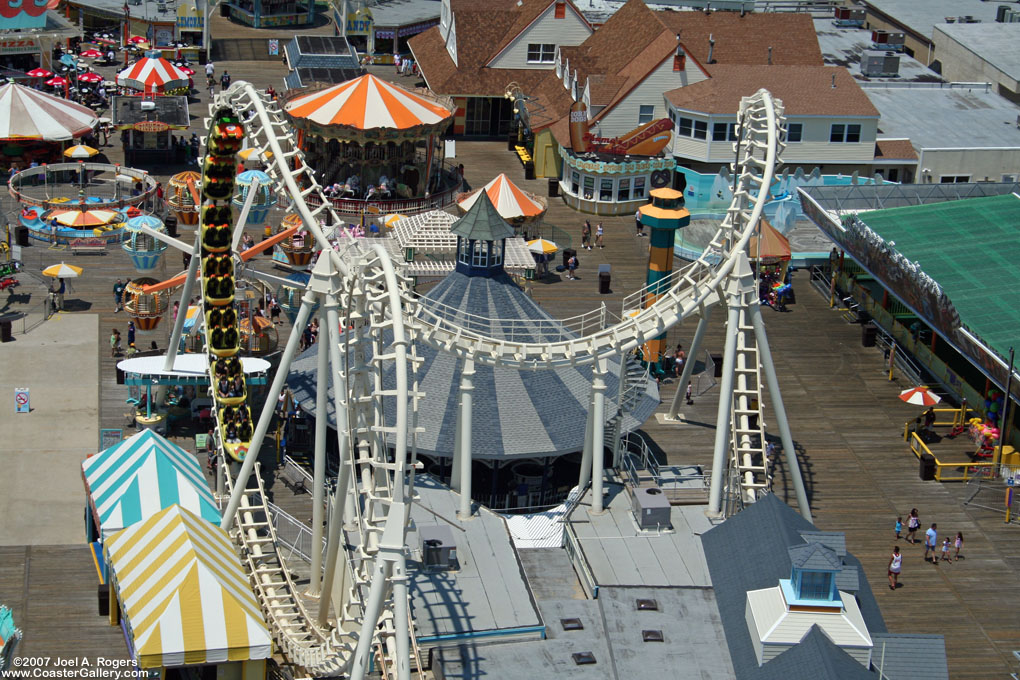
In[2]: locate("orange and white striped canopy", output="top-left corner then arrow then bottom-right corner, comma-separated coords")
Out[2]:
117,55 -> 189,93
457,173 -> 545,220
284,74 -> 452,130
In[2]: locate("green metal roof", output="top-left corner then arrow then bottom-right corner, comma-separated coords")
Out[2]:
859,193 -> 1020,360
451,191 -> 515,242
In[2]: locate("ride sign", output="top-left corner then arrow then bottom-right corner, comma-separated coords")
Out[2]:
14,387 -> 30,413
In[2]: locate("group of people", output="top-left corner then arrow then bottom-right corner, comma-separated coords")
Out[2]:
888,508 -> 965,590
580,220 -> 605,250
300,317 -> 319,351
221,405 -> 252,444
217,374 -> 245,400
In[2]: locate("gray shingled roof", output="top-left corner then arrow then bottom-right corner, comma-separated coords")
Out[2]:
701,494 -> 896,680
788,543 -> 841,571
756,626 -> 876,680
799,531 -> 847,556
286,270 -> 659,458
450,191 -> 515,242
870,634 -> 949,680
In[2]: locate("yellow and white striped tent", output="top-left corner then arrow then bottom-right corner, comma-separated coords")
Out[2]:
104,504 -> 272,668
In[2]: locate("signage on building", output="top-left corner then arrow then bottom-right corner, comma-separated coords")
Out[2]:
0,38 -> 39,55
176,2 -> 203,30
345,7 -> 373,35
0,0 -> 53,30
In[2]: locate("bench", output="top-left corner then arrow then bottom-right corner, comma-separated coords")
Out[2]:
278,462 -> 308,494
69,238 -> 108,256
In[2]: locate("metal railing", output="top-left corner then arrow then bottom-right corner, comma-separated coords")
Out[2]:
905,430 -> 995,482
267,500 -> 326,564
876,329 -> 925,388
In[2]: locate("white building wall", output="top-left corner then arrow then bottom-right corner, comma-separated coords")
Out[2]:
919,147 -> 1020,183
932,27 -> 1020,94
488,4 -> 592,70
594,58 -> 708,138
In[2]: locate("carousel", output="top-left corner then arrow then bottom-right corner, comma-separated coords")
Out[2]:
0,82 -> 98,169
124,277 -> 171,334
122,215 -> 168,273
233,170 -> 275,225
282,74 -> 460,216
167,171 -> 202,226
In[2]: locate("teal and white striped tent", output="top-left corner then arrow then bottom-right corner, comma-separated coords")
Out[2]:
82,429 -> 220,537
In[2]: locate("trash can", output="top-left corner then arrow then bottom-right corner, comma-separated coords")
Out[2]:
116,366 -> 126,385
711,353 -> 724,378
548,177 -> 559,198
919,453 -> 936,481
507,131 -> 517,151
524,161 -> 535,180
97,583 -> 109,617
15,225 -> 29,247
220,2 -> 230,16
861,322 -> 877,347
598,264 -> 611,294
164,214 -> 178,238
562,248 -> 576,269
0,319 -> 11,343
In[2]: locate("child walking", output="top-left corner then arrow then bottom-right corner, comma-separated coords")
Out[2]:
887,546 -> 902,590
954,532 -> 964,559
940,537 -> 952,564
906,509 -> 920,544
895,516 -> 902,540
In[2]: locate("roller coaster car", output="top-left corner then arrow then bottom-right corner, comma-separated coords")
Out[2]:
203,253 -> 233,277
222,438 -> 249,462
209,326 -> 240,357
205,307 -> 237,330
212,356 -> 241,378
204,274 -> 235,307
203,178 -> 235,202
208,124 -> 244,155
203,205 -> 233,224
201,224 -> 232,252
214,378 -> 246,406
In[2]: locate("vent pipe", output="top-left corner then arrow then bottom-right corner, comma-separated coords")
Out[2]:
707,34 -> 715,63
831,73 -> 836,88
767,46 -> 772,65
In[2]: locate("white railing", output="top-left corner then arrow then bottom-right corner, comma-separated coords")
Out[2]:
267,500 -> 326,564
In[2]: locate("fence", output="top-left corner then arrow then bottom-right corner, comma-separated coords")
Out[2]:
267,500 -> 325,564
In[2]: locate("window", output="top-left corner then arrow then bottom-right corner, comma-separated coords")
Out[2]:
678,117 -> 692,137
617,178 -> 631,201
692,120 -> 707,140
471,240 -> 487,267
633,176 -> 646,199
939,175 -> 970,183
491,240 -> 503,266
677,116 -> 707,139
798,571 -> 833,600
638,105 -> 654,125
571,171 -> 580,194
526,43 -> 556,64
830,123 -> 861,143
458,239 -> 471,265
712,123 -> 738,141
583,175 -> 594,199
786,123 -> 802,143
599,178 -> 614,201
668,109 -> 676,123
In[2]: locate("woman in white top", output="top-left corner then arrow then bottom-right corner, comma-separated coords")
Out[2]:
888,546 -> 902,590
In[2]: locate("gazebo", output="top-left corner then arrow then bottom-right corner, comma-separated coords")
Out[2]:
0,82 -> 98,168
749,217 -> 792,281
116,52 -> 190,94
283,74 -> 459,215
457,173 -> 547,231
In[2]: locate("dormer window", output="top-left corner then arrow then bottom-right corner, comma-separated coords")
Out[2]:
796,570 -> 833,601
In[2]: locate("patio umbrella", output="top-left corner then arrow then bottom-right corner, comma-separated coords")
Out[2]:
179,66 -> 195,76
127,36 -> 148,46
527,238 -> 558,255
94,37 -> 117,46
27,68 -> 53,78
63,144 -> 99,159
900,386 -> 941,406
42,262 -> 83,278
383,213 -> 407,228
51,209 -> 119,227
80,49 -> 103,59
44,76 -> 68,87
237,147 -> 272,161
78,72 -> 103,84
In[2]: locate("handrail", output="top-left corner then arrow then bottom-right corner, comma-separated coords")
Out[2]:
905,431 -> 995,482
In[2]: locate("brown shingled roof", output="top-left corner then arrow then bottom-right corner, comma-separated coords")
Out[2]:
874,139 -> 918,161
664,65 -> 879,117
657,11 -> 823,66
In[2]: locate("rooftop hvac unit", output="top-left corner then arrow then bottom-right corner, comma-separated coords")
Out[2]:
833,6 -> 865,26
631,485 -> 671,530
871,29 -> 906,51
861,50 -> 901,77
996,5 -> 1010,21
420,525 -> 458,570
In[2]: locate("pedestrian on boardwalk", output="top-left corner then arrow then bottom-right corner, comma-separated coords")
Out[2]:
581,220 -> 591,250
567,253 -> 578,280
954,532 -> 964,559
595,222 -> 604,249
888,546 -> 902,590
924,523 -> 938,562
113,278 -> 126,313
205,61 -> 214,78
906,509 -> 920,544
56,277 -> 65,311
635,208 -> 644,236
895,516 -> 902,539
110,329 -> 121,357
685,381 -> 693,404
220,71 -> 231,89
127,320 -> 135,347
940,537 -> 952,564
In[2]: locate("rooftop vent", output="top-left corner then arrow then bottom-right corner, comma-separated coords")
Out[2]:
561,618 -> 584,631
572,652 -> 597,666
642,630 -> 665,642
636,598 -> 659,611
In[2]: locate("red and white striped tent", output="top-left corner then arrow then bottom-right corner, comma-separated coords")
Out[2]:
457,173 -> 546,221
0,82 -> 97,141
284,73 -> 452,132
117,54 -> 189,93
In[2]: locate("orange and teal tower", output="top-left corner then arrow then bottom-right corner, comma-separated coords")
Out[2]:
640,187 -> 690,362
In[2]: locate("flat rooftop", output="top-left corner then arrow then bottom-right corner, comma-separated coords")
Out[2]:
82,0 -> 182,24
813,19 -> 942,83
406,477 -> 542,643
862,0 -> 1001,41
862,83 -> 1020,149
565,483 -> 713,588
358,0 -> 439,28
934,22 -> 1020,84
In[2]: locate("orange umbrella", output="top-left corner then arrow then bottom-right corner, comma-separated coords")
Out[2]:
749,217 -> 791,261
51,209 -> 119,227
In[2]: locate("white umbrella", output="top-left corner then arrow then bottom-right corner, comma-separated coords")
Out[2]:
42,262 -> 84,278
900,386 -> 941,406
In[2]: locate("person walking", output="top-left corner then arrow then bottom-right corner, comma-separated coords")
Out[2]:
924,523 -> 938,562
220,71 -> 231,90
954,532 -> 964,559
895,516 -> 902,540
581,221 -> 591,250
940,537 -> 952,564
127,320 -> 135,347
56,277 -> 65,311
567,253 -> 578,280
205,61 -> 215,79
635,208 -> 644,236
595,222 -> 604,249
888,546 -> 902,590
110,329 -> 121,357
113,278 -> 126,313
906,508 -> 920,544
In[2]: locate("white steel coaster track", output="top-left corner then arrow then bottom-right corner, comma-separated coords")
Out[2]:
209,84 -> 810,676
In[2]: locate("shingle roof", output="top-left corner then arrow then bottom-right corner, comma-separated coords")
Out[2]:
869,634 -> 949,680
665,65 -> 879,117
657,11 -> 823,67
451,191 -> 516,241
787,543 -> 841,571
798,531 -> 847,556
756,626 -> 876,680
874,139 -> 918,161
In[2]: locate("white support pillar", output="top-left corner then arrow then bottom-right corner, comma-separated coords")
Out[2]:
349,556 -> 391,680
163,233 -> 201,371
220,289 -> 316,531
708,296 -> 742,516
457,359 -> 475,519
667,307 -> 713,420
748,301 -> 812,522
306,297 -> 329,598
591,359 -> 608,514
578,384 -> 595,490
391,555 -> 411,680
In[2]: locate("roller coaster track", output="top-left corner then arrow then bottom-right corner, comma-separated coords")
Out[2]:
207,83 -> 787,675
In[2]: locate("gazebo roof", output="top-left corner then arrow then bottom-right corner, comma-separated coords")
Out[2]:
749,217 -> 791,261
451,192 -> 515,242
457,173 -> 546,220
116,53 -> 189,92
0,81 -> 97,141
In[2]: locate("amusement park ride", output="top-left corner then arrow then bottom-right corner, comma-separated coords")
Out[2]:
126,84 -> 809,677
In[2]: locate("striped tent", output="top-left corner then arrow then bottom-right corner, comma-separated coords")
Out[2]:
104,505 -> 272,667
117,54 -> 189,93
284,73 -> 452,130
82,429 -> 220,536
0,81 -> 98,141
457,173 -> 546,221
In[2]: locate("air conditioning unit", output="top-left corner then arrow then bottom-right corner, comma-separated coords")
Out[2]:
833,6 -> 865,26
871,29 -> 906,51
420,525 -> 458,570
631,485 -> 671,530
861,50 -> 901,77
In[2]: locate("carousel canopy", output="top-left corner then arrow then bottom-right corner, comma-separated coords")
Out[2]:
749,217 -> 791,261
457,173 -> 546,220
104,505 -> 272,668
284,73 -> 453,132
0,82 -> 98,141
117,53 -> 189,93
